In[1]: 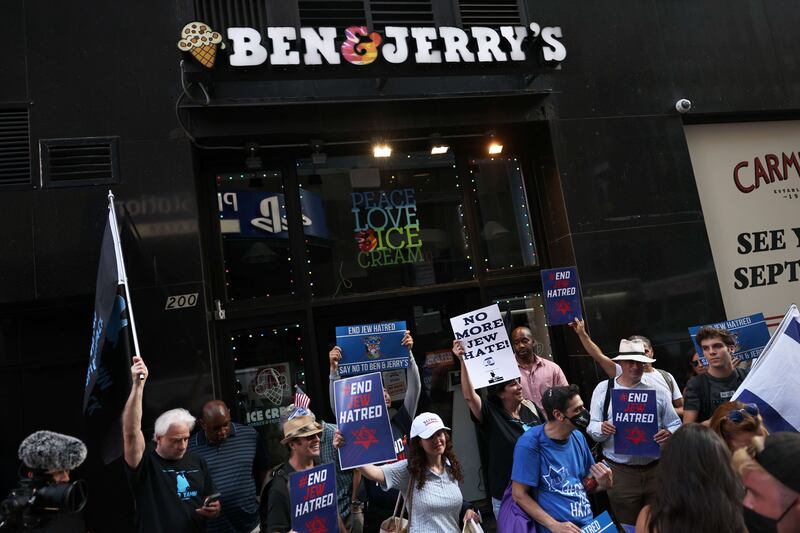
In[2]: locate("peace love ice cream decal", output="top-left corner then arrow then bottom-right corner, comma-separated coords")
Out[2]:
177,21 -> 566,70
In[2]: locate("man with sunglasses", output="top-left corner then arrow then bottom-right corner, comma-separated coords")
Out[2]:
684,326 -> 748,424
259,412 -> 346,533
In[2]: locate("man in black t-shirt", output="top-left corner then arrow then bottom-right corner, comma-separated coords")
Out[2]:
122,356 -> 220,533
684,326 -> 748,423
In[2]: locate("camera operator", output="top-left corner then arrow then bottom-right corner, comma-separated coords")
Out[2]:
0,430 -> 89,532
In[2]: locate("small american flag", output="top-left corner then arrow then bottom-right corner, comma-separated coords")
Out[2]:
294,385 -> 311,409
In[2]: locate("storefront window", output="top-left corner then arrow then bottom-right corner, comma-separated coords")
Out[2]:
296,150 -> 474,297
230,322 -> 306,466
470,156 -> 538,271
215,170 -> 296,301
493,293 -> 553,359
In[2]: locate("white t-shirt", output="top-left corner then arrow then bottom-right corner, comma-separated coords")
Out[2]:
614,363 -> 682,402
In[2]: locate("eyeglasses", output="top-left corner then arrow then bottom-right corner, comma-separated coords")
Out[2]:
691,360 -> 701,367
727,403 -> 759,423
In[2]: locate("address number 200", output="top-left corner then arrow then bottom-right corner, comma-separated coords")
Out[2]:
165,293 -> 199,310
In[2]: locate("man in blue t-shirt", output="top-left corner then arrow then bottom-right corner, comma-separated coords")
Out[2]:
505,385 -> 613,533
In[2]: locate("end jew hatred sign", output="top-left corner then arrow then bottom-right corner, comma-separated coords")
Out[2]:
449,304 -> 520,389
688,313 -> 771,362
541,266 -> 583,326
611,389 -> 659,457
334,372 -> 397,469
581,511 -> 616,533
335,321 -> 408,376
289,462 -> 338,533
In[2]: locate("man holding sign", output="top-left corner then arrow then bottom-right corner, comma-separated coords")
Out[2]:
587,340 -> 680,526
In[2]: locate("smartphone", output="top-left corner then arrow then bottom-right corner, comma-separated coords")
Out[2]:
203,493 -> 221,507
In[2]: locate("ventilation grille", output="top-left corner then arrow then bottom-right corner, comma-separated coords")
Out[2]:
299,0 -> 367,28
40,137 -> 120,188
0,109 -> 31,188
193,0 -> 267,32
370,1 -> 434,29
459,0 -> 521,27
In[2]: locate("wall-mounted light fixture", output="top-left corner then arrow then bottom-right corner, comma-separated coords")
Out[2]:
430,133 -> 449,155
487,131 -> 503,155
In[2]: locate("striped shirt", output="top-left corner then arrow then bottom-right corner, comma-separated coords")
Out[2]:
380,459 -> 463,532
319,421 -> 354,520
188,422 -> 268,533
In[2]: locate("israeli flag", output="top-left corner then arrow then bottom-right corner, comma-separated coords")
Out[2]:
733,304 -> 800,432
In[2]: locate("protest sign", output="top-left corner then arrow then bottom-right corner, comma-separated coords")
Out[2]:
289,462 -> 338,533
688,313 -> 771,362
334,372 -> 396,469
612,389 -> 660,457
382,369 -> 407,402
335,321 -> 407,376
541,266 -> 583,326
449,304 -> 520,389
581,511 -> 616,533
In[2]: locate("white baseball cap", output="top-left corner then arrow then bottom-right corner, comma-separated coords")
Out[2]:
410,412 -> 450,439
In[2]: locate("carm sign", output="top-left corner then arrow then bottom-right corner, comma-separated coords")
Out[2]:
685,121 -> 800,327
177,21 -> 567,69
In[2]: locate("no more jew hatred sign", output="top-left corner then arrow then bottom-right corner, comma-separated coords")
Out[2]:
225,23 -> 566,67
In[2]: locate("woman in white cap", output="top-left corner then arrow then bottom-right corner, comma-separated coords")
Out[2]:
334,412 -> 480,532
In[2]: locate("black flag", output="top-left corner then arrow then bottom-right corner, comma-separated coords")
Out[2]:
84,204 -> 133,464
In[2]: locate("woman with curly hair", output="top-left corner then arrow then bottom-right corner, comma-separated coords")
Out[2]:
337,412 -> 480,532
635,423 -> 746,533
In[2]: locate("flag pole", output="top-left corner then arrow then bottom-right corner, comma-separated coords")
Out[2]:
107,190 -> 142,359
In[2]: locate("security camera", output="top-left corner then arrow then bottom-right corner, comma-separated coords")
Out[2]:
675,99 -> 692,113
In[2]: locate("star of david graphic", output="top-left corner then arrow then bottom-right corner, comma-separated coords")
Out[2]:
352,426 -> 379,449
555,299 -> 572,315
542,465 -> 567,490
625,426 -> 647,445
305,516 -> 329,533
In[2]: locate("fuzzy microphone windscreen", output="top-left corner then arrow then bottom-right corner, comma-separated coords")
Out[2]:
18,430 -> 88,471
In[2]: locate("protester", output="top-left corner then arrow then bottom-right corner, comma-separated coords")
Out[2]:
511,326 -> 568,409
709,401 -> 769,451
16,430 -> 89,532
569,320 -> 684,417
709,402 -> 776,533
499,385 -> 612,532
684,349 -> 708,389
122,356 -> 220,532
337,412 -> 480,532
733,433 -> 800,533
260,412 -> 346,533
277,404 -> 357,533
634,424 -> 746,533
587,339 -> 680,526
684,326 -> 748,424
187,400 -> 269,533
329,330 -> 419,532
453,339 -> 545,519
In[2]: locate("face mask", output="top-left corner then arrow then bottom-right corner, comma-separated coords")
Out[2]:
569,409 -> 591,431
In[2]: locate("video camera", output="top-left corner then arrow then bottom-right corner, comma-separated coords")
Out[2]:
0,431 -> 89,531
0,474 -> 87,530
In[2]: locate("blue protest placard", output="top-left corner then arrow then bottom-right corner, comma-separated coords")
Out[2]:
335,321 -> 407,376
334,372 -> 396,470
688,313 -> 770,362
612,389 -> 660,457
541,267 -> 583,326
289,462 -> 338,533
581,511 -> 616,533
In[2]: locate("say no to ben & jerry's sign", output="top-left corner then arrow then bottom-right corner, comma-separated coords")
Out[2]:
177,21 -> 567,69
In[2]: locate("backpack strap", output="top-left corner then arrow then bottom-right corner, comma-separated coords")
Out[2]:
699,373 -> 711,421
656,368 -> 675,395
602,378 -> 614,421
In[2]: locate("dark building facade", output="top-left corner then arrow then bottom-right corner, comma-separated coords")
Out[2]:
1,1 -> 799,530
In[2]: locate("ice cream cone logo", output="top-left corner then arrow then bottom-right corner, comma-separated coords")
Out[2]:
177,22 -> 225,69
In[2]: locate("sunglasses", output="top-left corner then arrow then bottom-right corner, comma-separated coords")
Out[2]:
727,403 -> 759,423
691,357 -> 709,367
